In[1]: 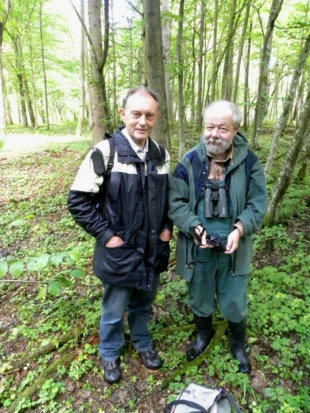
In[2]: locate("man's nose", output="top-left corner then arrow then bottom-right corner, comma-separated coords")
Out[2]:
211,128 -> 218,137
139,115 -> 146,125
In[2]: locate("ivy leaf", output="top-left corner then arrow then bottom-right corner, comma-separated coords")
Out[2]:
48,281 -> 62,296
70,251 -> 81,262
70,269 -> 85,278
9,262 -> 24,277
0,261 -> 8,278
36,254 -> 50,270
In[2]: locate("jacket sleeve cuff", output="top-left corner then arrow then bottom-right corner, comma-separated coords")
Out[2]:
233,221 -> 244,237
97,228 -> 115,246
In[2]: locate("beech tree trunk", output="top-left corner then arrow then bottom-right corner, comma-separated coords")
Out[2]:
39,2 -> 49,130
177,0 -> 185,157
162,0 -> 172,125
195,0 -> 205,131
221,0 -> 237,101
75,0 -> 86,136
143,0 -> 170,149
266,90 -> 310,227
0,0 -> 10,137
265,34 -> 310,177
233,0 -> 251,102
243,20 -> 252,131
251,0 -> 284,148
210,0 -> 218,101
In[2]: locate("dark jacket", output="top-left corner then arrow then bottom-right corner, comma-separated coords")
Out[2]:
68,128 -> 171,291
168,132 -> 268,281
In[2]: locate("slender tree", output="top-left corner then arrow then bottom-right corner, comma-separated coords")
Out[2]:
251,0 -> 284,148
266,90 -> 310,227
75,0 -> 85,136
177,0 -> 185,156
39,2 -> 49,130
195,0 -> 205,130
265,34 -> 310,177
0,0 -> 11,136
143,0 -> 170,148
162,0 -> 172,125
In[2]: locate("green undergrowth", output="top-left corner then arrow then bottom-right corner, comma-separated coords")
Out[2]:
0,131 -> 309,412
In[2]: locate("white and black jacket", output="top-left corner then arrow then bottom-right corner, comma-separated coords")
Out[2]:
68,128 -> 172,291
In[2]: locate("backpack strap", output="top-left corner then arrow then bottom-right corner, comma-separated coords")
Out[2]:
164,399 -> 208,413
105,135 -> 115,177
90,133 -> 115,178
158,142 -> 166,160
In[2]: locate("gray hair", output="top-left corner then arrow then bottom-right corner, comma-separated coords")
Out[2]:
122,87 -> 160,110
203,100 -> 242,128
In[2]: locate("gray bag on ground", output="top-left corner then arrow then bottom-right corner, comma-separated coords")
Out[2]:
164,383 -> 242,413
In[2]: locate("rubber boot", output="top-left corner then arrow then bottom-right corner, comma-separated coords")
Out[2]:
186,314 -> 214,361
228,318 -> 251,374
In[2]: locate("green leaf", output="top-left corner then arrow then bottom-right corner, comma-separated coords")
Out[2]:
50,254 -> 64,266
70,269 -> 85,278
264,388 -> 275,398
9,219 -> 26,227
36,254 -> 50,270
0,261 -> 8,278
27,261 -> 38,272
48,280 -> 62,296
38,285 -> 47,300
58,276 -> 73,287
9,262 -> 24,277
69,251 -> 81,262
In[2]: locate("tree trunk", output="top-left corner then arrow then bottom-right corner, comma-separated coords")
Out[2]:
162,0 -> 172,125
251,0 -> 284,148
195,0 -> 205,131
76,0 -> 86,136
211,0 -> 218,101
39,2 -> 49,130
24,79 -> 35,127
143,0 -> 170,149
265,34 -> 310,177
88,0 -> 108,144
221,0 -> 237,101
233,0 -> 251,102
0,0 -> 10,137
177,0 -> 185,157
266,90 -> 310,227
243,20 -> 252,131
190,4 -> 197,123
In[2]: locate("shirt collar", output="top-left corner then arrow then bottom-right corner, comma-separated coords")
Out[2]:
207,144 -> 234,165
122,127 -> 149,157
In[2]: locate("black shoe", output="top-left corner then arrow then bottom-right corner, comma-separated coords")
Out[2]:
103,358 -> 122,384
228,319 -> 252,374
139,350 -> 162,370
186,314 -> 214,362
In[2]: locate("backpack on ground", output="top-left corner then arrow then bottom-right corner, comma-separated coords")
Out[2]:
164,383 -> 242,413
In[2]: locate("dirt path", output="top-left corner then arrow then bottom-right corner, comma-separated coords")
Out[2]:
1,133 -> 89,157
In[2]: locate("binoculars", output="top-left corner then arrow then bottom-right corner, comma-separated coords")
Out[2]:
204,182 -> 228,218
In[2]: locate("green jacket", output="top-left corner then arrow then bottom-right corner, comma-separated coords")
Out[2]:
168,132 -> 268,281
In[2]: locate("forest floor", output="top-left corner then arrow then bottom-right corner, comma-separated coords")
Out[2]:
0,132 -> 309,413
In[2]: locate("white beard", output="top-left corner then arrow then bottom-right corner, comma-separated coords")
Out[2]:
204,136 -> 232,155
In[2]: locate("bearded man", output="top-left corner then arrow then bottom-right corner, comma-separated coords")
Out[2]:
168,100 -> 267,373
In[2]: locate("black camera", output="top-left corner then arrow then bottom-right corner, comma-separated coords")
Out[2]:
204,182 -> 228,218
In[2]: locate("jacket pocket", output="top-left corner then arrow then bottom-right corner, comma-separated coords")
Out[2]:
154,239 -> 170,273
101,242 -> 138,275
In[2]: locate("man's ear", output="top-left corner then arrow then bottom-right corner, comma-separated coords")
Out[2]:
120,108 -> 125,118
